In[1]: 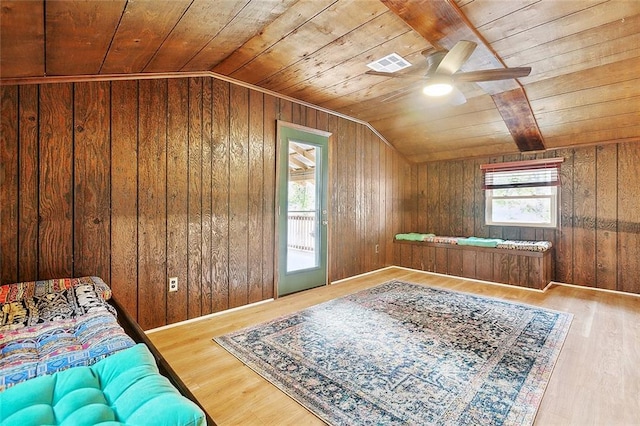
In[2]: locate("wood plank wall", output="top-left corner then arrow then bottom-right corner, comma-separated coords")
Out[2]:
0,79 -> 409,329
404,143 -> 640,294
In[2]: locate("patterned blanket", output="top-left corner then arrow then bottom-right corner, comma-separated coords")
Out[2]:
496,240 -> 553,252
0,276 -> 112,304
0,310 -> 135,390
0,277 -> 134,391
1,279 -> 116,329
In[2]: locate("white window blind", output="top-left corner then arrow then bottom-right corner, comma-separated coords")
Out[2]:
481,158 -> 563,190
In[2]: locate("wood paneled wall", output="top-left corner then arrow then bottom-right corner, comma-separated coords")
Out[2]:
0,78 -> 409,329
405,143 -> 640,294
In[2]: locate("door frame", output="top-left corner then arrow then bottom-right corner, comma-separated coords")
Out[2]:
274,120 -> 332,298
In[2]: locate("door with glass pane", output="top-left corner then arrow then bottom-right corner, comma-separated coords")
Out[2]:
276,122 -> 330,297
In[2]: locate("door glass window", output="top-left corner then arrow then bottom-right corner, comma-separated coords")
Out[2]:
287,141 -> 319,272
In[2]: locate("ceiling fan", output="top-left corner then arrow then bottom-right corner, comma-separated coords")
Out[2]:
366,40 -> 531,105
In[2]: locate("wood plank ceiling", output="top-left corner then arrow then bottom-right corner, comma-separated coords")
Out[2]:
1,0 -> 638,162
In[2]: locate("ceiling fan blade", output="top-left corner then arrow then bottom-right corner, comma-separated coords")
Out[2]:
453,67 -> 532,82
435,40 -> 477,75
447,86 -> 467,106
365,70 -> 425,79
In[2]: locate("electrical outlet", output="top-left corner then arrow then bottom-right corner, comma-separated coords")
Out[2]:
169,277 -> 178,292
375,244 -> 379,254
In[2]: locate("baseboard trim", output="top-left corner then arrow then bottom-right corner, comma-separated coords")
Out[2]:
146,298 -> 275,334
330,265 -> 397,285
551,281 -> 640,298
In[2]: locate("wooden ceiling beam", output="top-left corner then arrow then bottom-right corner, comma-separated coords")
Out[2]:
290,143 -> 316,163
289,155 -> 309,170
379,0 -> 545,152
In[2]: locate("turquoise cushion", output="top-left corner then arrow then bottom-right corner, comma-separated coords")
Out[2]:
0,344 -> 205,426
457,237 -> 504,248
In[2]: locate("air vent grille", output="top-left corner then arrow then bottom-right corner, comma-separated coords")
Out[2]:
366,53 -> 411,73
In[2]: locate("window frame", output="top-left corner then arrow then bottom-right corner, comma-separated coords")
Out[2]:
485,186 -> 558,228
481,158 -> 563,229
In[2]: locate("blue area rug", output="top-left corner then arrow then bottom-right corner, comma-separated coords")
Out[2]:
214,280 -> 572,425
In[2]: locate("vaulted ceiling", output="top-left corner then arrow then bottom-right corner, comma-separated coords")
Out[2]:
1,0 -> 638,162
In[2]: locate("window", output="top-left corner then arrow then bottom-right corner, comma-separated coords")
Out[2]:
481,158 -> 563,228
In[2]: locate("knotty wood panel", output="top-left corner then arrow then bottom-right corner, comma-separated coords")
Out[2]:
333,118 -> 350,279
111,80 -> 139,320
424,246 -> 435,273
166,78 -> 189,324
39,83 -> 73,279
327,114 -> 340,280
345,120 -> 358,279
617,142 -> 640,294
411,246 -> 422,270
417,166 -> 428,232
447,249 -> 463,277
595,144 -> 617,290
449,161 -> 464,236
184,0 -> 300,72
0,86 -> 18,284
18,85 -> 39,281
188,77 -> 203,319
211,79 -> 231,313
354,123 -> 364,272
0,76 -> 410,328
73,81 -> 111,281
476,251 -> 494,282
359,126 -> 368,271
399,244 -> 412,269
384,145 -> 395,266
0,1 -> 44,77
556,149 -> 574,284
403,142 -> 640,294
45,1 -> 126,75
368,120 -> 378,271
462,161 -> 475,237
473,158 -> 489,238
201,79 -> 214,315
462,250 -> 476,278
573,147 -> 597,286
137,79 -> 168,330
228,84 -> 249,309
494,254 -> 519,286
101,1 -> 191,74
438,162 -> 450,236
434,247 -> 448,274
248,89 -> 265,304
144,1 -> 246,72
262,95 -> 278,300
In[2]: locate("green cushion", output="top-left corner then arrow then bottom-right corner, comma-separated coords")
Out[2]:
457,237 -> 504,248
0,344 -> 205,426
395,233 -> 435,241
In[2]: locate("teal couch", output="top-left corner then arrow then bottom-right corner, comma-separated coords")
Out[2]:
0,343 -> 206,426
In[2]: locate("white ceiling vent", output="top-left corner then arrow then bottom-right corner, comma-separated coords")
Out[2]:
366,53 -> 411,73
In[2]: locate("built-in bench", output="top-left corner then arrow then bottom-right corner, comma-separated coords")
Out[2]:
394,235 -> 553,290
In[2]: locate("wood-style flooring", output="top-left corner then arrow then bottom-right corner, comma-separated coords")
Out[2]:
146,267 -> 640,425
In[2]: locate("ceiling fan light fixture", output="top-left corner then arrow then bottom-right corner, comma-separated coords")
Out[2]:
423,82 -> 453,97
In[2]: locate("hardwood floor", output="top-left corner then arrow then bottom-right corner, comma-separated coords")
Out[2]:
146,267 -> 640,425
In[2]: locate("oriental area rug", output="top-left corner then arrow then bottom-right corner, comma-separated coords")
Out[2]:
214,280 -> 572,425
